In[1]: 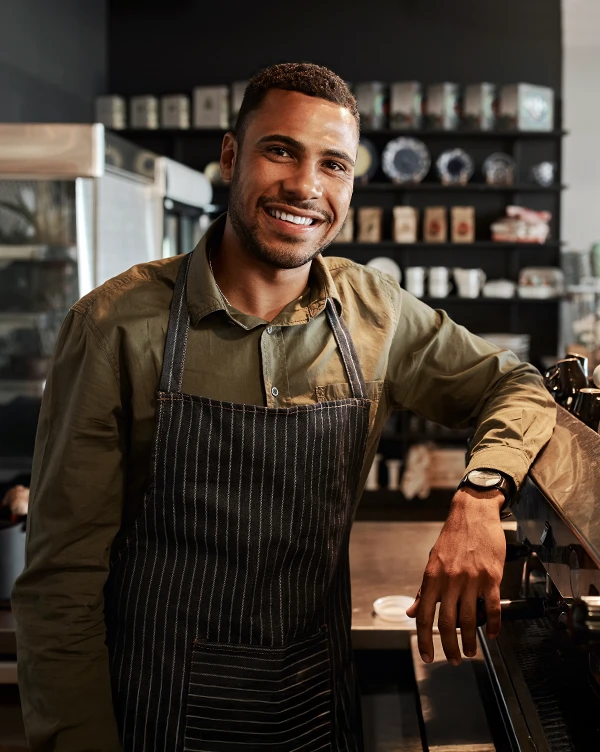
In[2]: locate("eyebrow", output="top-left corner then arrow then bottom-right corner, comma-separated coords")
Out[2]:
256,134 -> 355,167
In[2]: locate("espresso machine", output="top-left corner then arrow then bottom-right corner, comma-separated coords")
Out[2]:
404,404 -> 600,751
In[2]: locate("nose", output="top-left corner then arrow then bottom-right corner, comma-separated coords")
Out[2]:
280,158 -> 323,201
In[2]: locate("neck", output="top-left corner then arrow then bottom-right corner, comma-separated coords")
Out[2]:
210,217 -> 313,322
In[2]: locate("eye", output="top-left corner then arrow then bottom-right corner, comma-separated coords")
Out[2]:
268,146 -> 291,158
324,161 -> 347,173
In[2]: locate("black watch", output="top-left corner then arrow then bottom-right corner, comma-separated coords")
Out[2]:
458,468 -> 515,507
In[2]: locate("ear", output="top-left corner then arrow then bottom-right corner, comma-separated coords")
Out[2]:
220,132 -> 238,183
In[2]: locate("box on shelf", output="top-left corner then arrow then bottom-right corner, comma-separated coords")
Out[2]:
230,81 -> 248,128
129,95 -> 159,129
95,95 -> 127,130
393,206 -> 419,243
193,86 -> 230,129
357,207 -> 383,243
424,207 -> 447,243
462,83 -> 496,131
451,206 -> 475,243
498,83 -> 554,131
425,83 -> 460,130
491,205 -> 551,244
334,208 -> 354,243
354,82 -> 388,130
160,95 -> 190,129
390,82 -> 423,130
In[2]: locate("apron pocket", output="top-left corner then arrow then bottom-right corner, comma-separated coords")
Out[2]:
183,626 -> 332,752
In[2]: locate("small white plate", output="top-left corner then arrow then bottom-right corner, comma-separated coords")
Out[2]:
367,257 -> 402,284
372,595 -> 416,623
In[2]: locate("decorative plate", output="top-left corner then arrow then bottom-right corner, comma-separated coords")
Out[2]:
381,137 -> 430,184
203,161 -> 225,185
531,161 -> 556,187
483,152 -> 516,185
354,138 -> 379,183
366,256 -> 402,283
436,148 -> 474,185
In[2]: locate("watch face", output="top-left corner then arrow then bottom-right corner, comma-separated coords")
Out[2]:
468,469 -> 502,487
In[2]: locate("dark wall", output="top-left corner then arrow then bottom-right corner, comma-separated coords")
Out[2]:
108,0 -> 562,97
0,0 -> 107,122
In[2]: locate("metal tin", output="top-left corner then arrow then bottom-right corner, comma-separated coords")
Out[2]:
160,95 -> 190,129
463,83 -> 497,131
354,82 -> 388,130
230,81 -> 248,128
390,82 -> 423,130
129,95 -> 159,130
426,83 -> 460,130
498,83 -> 554,131
95,95 -> 127,130
193,86 -> 230,129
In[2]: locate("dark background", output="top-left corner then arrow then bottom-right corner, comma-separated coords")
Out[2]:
0,0 -> 106,122
0,0 -> 562,121
107,0 -> 562,96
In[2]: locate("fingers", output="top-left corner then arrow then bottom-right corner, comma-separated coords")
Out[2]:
414,575 -> 438,664
405,587 -> 421,618
457,585 -> 480,658
483,583 -> 502,639
437,587 -> 462,666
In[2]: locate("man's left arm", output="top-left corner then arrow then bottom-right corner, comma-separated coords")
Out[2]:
385,291 -> 556,665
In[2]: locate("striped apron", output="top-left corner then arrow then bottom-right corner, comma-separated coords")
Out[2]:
105,252 -> 371,751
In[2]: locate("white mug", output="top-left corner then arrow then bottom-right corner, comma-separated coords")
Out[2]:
428,266 -> 450,298
453,268 -> 487,298
405,267 -> 427,298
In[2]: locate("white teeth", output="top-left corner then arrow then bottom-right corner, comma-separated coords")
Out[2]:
268,208 -> 313,226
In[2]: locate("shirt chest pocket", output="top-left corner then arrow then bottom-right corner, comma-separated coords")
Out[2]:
315,380 -> 384,425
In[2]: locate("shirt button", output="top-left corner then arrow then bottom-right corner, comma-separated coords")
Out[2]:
266,326 -> 274,334
271,386 -> 279,397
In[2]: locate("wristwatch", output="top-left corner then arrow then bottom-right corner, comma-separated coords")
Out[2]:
458,468 -> 515,513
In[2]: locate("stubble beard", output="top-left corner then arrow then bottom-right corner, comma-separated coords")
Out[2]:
227,174 -> 341,270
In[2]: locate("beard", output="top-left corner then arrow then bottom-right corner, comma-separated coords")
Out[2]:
227,173 -> 340,270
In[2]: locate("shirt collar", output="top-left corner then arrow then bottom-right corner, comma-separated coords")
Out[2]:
186,213 -> 343,329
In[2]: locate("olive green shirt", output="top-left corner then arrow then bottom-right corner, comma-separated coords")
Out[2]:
12,215 -> 556,751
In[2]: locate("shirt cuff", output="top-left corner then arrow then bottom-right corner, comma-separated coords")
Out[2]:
464,447 -> 533,492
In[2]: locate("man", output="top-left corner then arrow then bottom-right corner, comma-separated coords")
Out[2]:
13,62 -> 556,751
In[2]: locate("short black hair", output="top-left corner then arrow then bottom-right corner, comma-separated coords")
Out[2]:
234,62 -> 359,143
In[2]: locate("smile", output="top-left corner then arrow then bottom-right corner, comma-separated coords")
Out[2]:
266,208 -> 316,226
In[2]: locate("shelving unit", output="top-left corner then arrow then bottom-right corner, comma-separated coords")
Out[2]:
353,183 -> 564,193
113,125 -> 565,491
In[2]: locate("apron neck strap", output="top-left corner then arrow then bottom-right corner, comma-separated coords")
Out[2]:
325,299 -> 368,400
159,253 -> 192,393
159,255 -> 368,400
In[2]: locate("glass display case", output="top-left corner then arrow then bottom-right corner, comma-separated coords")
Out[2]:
0,178 -> 80,468
0,124 -> 212,482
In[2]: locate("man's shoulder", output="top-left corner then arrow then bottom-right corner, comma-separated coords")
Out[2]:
323,255 -> 401,316
72,255 -> 182,321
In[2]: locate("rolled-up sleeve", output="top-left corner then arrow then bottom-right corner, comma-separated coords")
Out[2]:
386,290 -> 556,489
12,310 -> 124,751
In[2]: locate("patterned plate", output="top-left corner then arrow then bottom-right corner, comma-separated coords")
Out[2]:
382,137 -> 430,184
436,148 -> 474,184
354,138 -> 379,182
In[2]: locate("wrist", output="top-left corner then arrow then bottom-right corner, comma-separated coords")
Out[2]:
452,487 -> 505,515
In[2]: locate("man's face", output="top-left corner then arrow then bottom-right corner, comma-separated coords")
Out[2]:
221,89 -> 358,269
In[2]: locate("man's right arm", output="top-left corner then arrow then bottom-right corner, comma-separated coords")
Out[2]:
12,310 -> 125,752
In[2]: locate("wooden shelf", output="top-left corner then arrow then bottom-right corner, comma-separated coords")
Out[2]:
113,128 -> 567,140
329,241 -> 562,251
353,182 -> 565,193
205,182 -> 565,195
420,295 -> 561,304
360,129 -> 568,139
